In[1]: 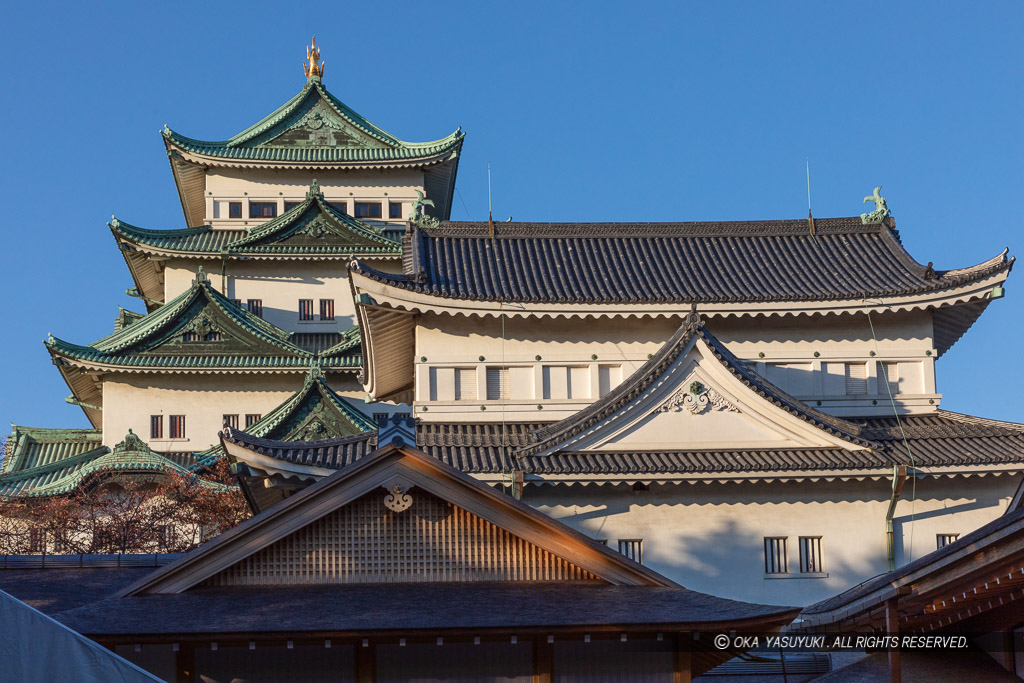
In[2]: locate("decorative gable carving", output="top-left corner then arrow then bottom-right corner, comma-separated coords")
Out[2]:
201,487 -> 598,587
263,100 -> 388,150
140,302 -> 261,356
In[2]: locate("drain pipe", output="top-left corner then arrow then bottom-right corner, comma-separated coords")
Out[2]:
886,464 -> 908,571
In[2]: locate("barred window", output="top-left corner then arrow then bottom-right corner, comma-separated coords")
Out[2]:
845,363 -> 867,395
150,415 -> 163,439
247,300 -> 263,318
486,367 -> 509,400
245,414 -> 262,428
799,537 -> 824,573
169,415 -> 186,439
28,528 -> 45,553
320,299 -> 335,321
937,533 -> 959,549
182,331 -> 200,342
618,539 -> 643,564
299,299 -> 314,321
204,332 -> 222,342
764,537 -> 788,574
223,414 -> 239,430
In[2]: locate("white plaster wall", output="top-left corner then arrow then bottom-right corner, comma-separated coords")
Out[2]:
522,474 -> 1018,606
203,168 -> 424,229
413,311 -> 940,420
163,258 -> 401,333
101,372 -> 368,451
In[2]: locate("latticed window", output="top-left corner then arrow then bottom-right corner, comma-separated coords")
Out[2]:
799,537 -> 824,573
844,363 -> 867,395
223,414 -> 239,430
455,368 -> 477,401
169,415 -> 186,439
877,362 -> 899,396
150,415 -> 163,439
618,539 -> 643,564
299,299 -> 315,321
486,367 -> 509,400
937,533 -> 959,549
764,537 -> 788,574
245,414 -> 262,428
320,299 -> 335,321
182,331 -> 200,342
204,332 -> 222,342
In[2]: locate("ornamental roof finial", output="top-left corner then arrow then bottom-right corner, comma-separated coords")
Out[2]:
303,36 -> 325,81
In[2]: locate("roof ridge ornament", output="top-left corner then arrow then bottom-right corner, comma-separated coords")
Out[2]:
303,36 -> 325,82
194,265 -> 208,285
861,186 -> 890,225
305,178 -> 323,200
113,428 -> 149,454
410,190 -> 439,229
682,304 -> 704,331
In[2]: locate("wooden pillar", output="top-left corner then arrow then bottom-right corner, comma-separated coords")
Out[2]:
355,639 -> 375,683
175,643 -> 195,683
886,597 -> 901,683
533,635 -> 553,683
674,633 -> 691,683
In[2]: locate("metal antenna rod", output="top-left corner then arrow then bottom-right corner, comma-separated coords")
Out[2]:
806,158 -> 812,212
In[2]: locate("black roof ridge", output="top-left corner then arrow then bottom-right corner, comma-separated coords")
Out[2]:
222,425 -> 376,451
521,311 -> 874,458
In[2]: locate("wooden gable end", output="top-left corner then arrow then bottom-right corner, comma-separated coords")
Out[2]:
202,486 -> 599,587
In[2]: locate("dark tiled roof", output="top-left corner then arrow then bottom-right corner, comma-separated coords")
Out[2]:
0,567 -> 157,617
524,313 -> 873,458
49,581 -> 794,636
222,427 -> 376,471
802,504 -> 1024,616
352,218 -> 1011,304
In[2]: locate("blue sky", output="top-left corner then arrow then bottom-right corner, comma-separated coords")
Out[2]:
1,1 -> 1021,430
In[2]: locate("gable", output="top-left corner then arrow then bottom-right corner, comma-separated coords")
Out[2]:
202,486 -> 599,587
138,299 -> 267,357
261,98 -> 391,150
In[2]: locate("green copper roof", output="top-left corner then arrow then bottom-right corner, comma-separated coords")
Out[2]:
163,81 -> 463,165
46,268 -> 357,371
3,426 -> 103,477
0,430 -> 231,498
245,363 -> 376,442
111,181 -> 403,257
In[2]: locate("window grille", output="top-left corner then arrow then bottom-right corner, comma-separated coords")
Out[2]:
204,332 -> 222,342
299,299 -> 314,321
455,368 -> 477,401
617,539 -> 643,564
799,536 -> 824,573
320,299 -> 335,321
764,537 -> 788,574
937,533 -> 959,549
486,367 -> 509,400
247,300 -> 263,318
169,415 -> 186,439
877,361 -> 899,395
182,331 -> 200,342
223,414 -> 239,430
845,363 -> 867,395
150,415 -> 163,439
245,414 -> 262,428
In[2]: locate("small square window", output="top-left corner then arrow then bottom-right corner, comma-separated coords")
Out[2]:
764,537 -> 788,574
247,300 -> 263,318
223,414 -> 239,430
618,539 -> 643,564
354,202 -> 382,219
299,299 -> 314,321
245,414 -> 262,428
228,202 -> 242,218
169,415 -> 186,439
320,299 -> 335,321
389,202 -> 403,219
249,202 -> 277,218
937,533 -> 959,549
486,367 -> 509,400
150,415 -> 164,439
331,202 -> 347,215
799,537 -> 823,573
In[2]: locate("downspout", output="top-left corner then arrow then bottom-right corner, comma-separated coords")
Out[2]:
220,250 -> 230,294
886,464 -> 908,571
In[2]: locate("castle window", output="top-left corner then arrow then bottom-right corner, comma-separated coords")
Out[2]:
455,368 -> 477,401
331,202 -> 347,214
182,331 -> 200,342
354,202 -> 382,219
157,525 -> 176,550
169,415 -> 186,439
299,299 -> 315,321
320,299 -> 335,321
764,537 -> 788,574
937,533 -> 959,549
223,414 -> 239,430
247,300 -> 263,318
204,332 -> 222,342
245,414 -> 262,428
799,537 -> 824,573
618,539 -> 643,564
389,202 -> 403,219
844,363 -> 867,395
28,528 -> 45,553
249,202 -> 277,218
150,415 -> 164,439
228,202 -> 242,218
284,201 -> 302,212
486,367 -> 509,400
